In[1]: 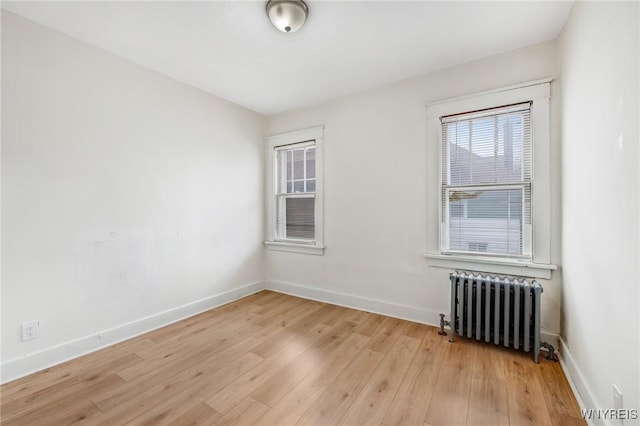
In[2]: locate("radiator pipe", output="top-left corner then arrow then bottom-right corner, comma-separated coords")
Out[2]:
540,341 -> 558,362
438,313 -> 450,336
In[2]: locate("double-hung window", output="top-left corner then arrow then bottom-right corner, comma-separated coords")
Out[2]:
266,126 -> 324,255
275,142 -> 316,241
441,103 -> 532,258
425,80 -> 556,278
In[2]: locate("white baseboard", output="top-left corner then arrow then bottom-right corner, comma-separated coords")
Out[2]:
264,279 -> 444,328
1,281 -> 264,384
559,337 -> 602,426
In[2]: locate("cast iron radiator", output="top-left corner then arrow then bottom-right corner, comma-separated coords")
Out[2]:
439,271 -> 556,363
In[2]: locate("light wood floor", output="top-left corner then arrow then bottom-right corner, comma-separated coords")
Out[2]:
1,291 -> 585,426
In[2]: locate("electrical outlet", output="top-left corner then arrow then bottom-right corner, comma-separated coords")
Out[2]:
21,320 -> 39,341
613,384 -> 623,410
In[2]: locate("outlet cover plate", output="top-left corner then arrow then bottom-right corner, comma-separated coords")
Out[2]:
21,320 -> 39,341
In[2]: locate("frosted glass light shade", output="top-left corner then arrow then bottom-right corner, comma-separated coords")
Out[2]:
266,0 -> 308,33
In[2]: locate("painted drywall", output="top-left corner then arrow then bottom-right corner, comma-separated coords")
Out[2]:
1,12 -> 264,380
265,40 -> 563,339
559,0 -> 640,415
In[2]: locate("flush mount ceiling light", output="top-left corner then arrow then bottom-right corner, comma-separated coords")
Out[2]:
266,0 -> 308,33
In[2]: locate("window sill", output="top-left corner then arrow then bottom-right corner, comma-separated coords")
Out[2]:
265,241 -> 325,256
423,253 -> 557,279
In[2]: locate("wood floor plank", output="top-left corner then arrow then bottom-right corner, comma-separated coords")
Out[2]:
212,398 -> 270,426
466,372 -> 509,426
350,311 -> 388,337
295,348 -> 386,426
94,334 -> 264,412
132,384 -> 216,425
248,304 -> 328,359
123,381 -> 214,425
205,323 -> 333,414
0,291 -> 586,426
95,352 -> 264,425
317,305 -> 352,326
95,332 -> 263,412
246,300 -> 335,344
534,357 -> 586,426
142,296 -> 261,344
423,341 -> 474,426
4,399 -> 103,426
253,332 -> 370,425
117,317 -> 260,382
1,339 -> 151,404
168,402 -> 223,426
250,320 -> 357,407
402,321 -> 429,340
381,327 -> 446,426
546,413 -> 588,426
339,335 -> 421,425
132,304 -> 261,362
470,339 -> 509,381
3,374 -> 123,426
1,353 -> 139,422
251,293 -> 308,320
365,316 -> 410,353
253,297 -> 322,327
505,355 -> 554,426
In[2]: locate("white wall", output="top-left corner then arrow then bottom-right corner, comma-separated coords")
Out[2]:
1,12 -> 265,381
559,0 -> 640,415
265,41 -> 563,339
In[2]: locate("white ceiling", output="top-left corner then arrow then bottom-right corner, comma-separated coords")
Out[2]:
2,1 -> 573,115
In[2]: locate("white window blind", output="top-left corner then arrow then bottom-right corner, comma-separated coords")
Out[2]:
275,141 -> 316,242
441,102 -> 532,258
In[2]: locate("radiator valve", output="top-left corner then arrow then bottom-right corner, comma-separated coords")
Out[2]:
438,313 -> 450,336
541,341 -> 558,362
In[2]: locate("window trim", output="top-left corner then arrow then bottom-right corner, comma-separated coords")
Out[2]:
425,79 -> 556,278
265,126 -> 325,255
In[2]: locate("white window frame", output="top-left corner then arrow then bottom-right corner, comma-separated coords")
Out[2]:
265,126 -> 324,255
425,79 -> 557,279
